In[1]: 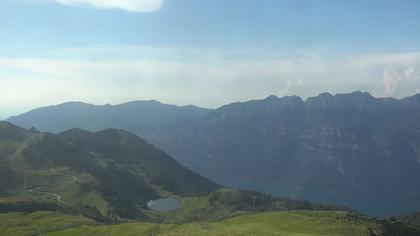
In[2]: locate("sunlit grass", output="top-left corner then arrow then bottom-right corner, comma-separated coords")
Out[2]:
44,211 -> 385,236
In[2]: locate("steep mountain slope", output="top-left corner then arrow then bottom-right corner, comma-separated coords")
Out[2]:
0,121 -> 218,219
6,92 -> 420,217
7,100 -> 211,133
2,115 -> 420,235
0,122 -> 352,221
143,92 -> 420,216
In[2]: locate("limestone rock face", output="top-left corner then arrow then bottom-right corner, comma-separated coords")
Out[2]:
144,92 -> 420,216
6,92 -> 420,216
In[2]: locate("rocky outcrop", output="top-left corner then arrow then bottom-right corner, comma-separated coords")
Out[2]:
144,92 -> 420,216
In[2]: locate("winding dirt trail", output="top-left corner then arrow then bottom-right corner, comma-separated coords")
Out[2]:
28,168 -> 78,204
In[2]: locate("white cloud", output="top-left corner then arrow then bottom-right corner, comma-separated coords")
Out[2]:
42,0 -> 164,12
1,48 -> 420,119
279,80 -> 305,96
279,80 -> 292,96
383,65 -> 416,96
383,66 -> 404,96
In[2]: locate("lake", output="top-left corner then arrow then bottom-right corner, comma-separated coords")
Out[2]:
147,197 -> 182,211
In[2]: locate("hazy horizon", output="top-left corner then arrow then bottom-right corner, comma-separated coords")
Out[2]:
2,1 -> 420,233
3,90 -> 420,121
1,0 -> 420,118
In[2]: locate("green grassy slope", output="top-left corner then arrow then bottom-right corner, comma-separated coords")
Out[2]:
0,211 -> 94,236
0,121 -> 219,220
0,122 -> 349,223
0,210 -> 413,236
0,122 -> 419,235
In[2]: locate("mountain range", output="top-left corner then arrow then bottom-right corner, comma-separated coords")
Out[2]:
7,91 -> 420,217
0,121 -> 351,219
1,121 -> 419,235
7,100 -> 211,134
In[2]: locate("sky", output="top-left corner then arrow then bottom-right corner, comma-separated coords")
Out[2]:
1,0 -> 420,119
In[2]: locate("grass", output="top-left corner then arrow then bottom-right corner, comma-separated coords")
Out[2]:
42,211 -> 387,236
219,211 -> 381,235
5,166 -> 111,215
0,164 -> 418,235
144,195 -> 244,224
0,211 -> 95,236
1,208 -> 418,236
1,163 -> 222,221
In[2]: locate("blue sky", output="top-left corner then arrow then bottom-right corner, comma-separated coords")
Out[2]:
1,0 -> 420,119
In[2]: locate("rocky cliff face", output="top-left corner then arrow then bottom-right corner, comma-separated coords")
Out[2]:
144,92 -> 420,216
6,91 -> 420,216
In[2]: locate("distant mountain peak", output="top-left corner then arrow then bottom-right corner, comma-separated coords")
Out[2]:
304,91 -> 403,110
348,90 -> 370,96
215,91 -> 420,117
264,95 -> 279,101
280,95 -> 304,104
318,92 -> 334,97
59,127 -> 93,136
263,95 -> 303,105
7,100 -> 212,133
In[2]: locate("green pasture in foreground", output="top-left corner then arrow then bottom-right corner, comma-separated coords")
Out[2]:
2,210 -> 418,236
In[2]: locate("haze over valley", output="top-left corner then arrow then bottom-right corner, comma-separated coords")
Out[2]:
7,91 -> 420,217
1,0 -> 420,235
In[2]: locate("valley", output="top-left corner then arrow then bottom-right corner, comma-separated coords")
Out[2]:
2,0 -> 420,234
1,121 -> 418,235
9,92 -> 420,217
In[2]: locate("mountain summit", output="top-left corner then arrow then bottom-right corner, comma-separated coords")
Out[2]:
7,100 -> 211,133
142,92 -> 420,216
6,92 -> 420,216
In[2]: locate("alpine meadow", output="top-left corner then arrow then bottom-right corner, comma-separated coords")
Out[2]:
1,0 -> 420,235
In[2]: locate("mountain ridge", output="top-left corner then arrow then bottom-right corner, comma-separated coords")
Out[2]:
5,91 -> 420,217
0,121 -> 219,220
7,100 -> 212,134
141,91 -> 420,217
216,91 -> 420,113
